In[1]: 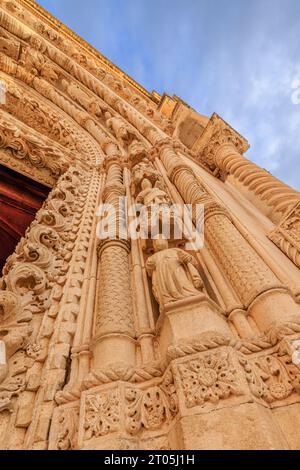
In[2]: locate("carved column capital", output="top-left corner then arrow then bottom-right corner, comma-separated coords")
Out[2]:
202,114 -> 249,172
97,239 -> 131,260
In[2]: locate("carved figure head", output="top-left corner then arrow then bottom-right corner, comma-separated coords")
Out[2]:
153,238 -> 169,252
141,178 -> 152,191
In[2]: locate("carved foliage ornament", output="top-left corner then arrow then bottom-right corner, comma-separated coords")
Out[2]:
125,370 -> 178,435
239,344 -> 300,404
2,0 -> 173,142
84,389 -> 120,440
0,167 -> 86,415
55,406 -> 79,450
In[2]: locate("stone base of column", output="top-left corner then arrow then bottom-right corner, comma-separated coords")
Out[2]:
156,294 -> 232,359
247,288 -> 300,333
91,333 -> 136,370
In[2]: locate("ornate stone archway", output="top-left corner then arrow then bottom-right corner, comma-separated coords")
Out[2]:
1,0 -> 300,450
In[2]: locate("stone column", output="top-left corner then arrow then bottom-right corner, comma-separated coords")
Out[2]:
159,143 -> 300,334
91,153 -> 136,370
201,115 -> 300,224
123,167 -> 156,363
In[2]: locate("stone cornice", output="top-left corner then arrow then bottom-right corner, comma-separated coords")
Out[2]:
17,0 -> 161,104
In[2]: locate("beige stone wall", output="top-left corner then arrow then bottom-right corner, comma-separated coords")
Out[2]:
0,0 -> 300,450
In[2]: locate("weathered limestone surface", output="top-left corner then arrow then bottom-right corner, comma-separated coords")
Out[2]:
0,0 -> 300,450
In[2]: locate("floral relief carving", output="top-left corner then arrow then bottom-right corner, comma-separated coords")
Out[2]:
178,350 -> 242,408
106,114 -> 137,146
125,370 -> 178,435
239,349 -> 300,404
55,405 -> 79,450
1,77 -> 100,164
84,389 -> 120,440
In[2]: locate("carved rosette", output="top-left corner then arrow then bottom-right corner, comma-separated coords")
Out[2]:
172,347 -> 247,413
0,165 -> 93,449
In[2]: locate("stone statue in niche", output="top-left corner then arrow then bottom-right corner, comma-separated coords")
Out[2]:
136,178 -> 170,207
146,238 -> 204,309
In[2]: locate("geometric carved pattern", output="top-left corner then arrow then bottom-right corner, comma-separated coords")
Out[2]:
95,243 -> 135,337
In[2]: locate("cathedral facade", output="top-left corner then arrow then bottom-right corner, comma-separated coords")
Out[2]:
0,0 -> 300,450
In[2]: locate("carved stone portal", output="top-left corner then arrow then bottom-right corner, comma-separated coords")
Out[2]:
0,0 -> 299,451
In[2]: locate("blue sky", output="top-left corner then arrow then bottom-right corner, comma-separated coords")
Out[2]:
36,0 -> 300,190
